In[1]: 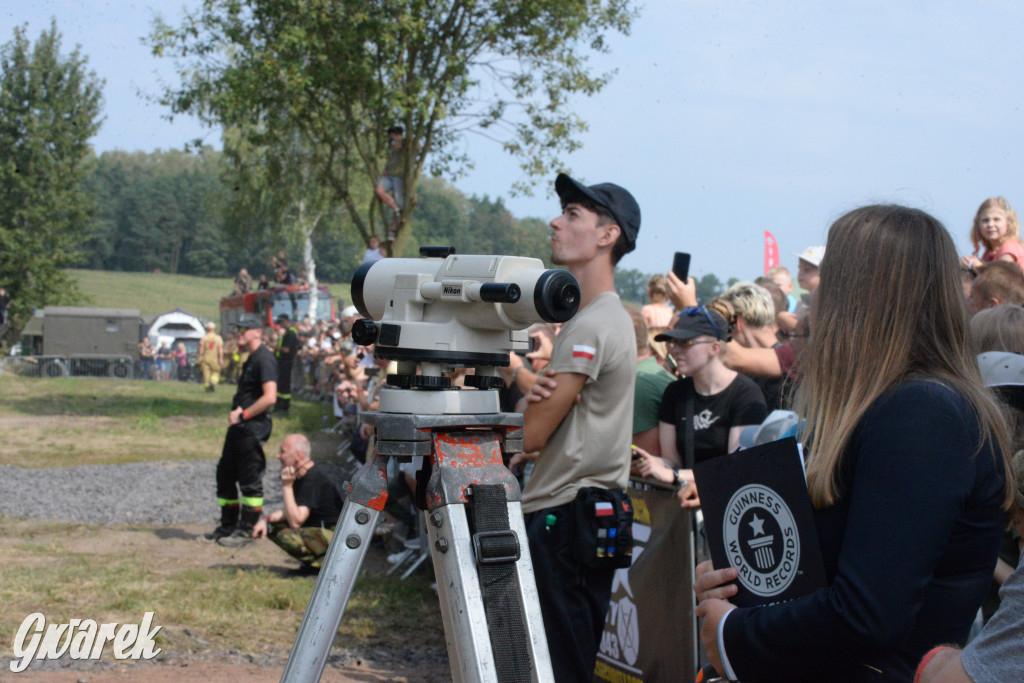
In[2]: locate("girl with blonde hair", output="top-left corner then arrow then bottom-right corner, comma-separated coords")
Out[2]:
641,273 -> 673,330
642,273 -> 674,360
960,196 -> 1024,271
696,205 -> 1014,682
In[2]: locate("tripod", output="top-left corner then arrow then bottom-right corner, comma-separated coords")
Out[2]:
281,382 -> 554,683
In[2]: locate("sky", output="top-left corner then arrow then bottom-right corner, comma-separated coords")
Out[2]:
5,1 -> 1024,282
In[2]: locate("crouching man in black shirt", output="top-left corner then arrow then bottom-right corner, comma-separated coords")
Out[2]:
205,314 -> 277,544
245,433 -> 344,569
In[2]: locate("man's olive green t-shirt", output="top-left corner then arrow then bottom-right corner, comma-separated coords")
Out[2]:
522,291 -> 636,514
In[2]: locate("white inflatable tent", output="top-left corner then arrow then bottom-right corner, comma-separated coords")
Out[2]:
145,308 -> 209,357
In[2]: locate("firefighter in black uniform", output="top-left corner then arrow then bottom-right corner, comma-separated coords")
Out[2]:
274,313 -> 299,415
204,314 -> 278,544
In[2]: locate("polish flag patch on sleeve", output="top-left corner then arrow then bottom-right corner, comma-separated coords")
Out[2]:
572,344 -> 596,360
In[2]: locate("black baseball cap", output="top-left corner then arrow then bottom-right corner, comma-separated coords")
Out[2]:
555,173 -> 640,253
654,307 -> 728,342
234,314 -> 263,330
276,313 -> 290,324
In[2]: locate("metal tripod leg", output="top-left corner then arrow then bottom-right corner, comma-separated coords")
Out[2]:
424,429 -> 553,683
280,455 -> 389,683
428,500 -> 551,682
282,411 -> 552,683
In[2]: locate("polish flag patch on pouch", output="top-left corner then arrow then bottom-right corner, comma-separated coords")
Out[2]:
572,344 -> 596,360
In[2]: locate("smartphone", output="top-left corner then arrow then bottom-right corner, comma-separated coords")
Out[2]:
663,352 -> 678,374
672,252 -> 691,281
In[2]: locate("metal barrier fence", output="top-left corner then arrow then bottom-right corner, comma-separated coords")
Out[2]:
1,355 -> 135,379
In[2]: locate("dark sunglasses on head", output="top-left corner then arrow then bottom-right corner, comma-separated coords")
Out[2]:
682,306 -> 725,337
683,305 -> 715,327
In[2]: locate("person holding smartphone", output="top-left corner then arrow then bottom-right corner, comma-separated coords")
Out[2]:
635,307 -> 767,507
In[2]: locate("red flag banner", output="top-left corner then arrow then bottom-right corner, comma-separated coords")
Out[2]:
764,230 -> 780,275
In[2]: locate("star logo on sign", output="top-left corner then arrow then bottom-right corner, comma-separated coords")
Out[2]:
749,513 -> 766,536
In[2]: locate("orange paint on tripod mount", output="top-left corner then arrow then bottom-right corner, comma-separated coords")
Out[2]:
432,431 -> 505,469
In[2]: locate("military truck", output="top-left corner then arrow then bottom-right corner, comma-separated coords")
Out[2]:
18,307 -> 141,378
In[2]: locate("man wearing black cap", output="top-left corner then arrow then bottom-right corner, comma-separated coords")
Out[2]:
518,173 -> 640,681
204,314 -> 278,544
275,313 -> 299,415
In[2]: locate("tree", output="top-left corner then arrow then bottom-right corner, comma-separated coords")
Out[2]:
695,273 -> 724,304
149,0 -> 635,256
0,20 -> 103,341
219,126 -> 345,318
614,267 -> 648,304
83,149 -> 228,276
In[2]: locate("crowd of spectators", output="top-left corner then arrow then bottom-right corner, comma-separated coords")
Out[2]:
186,193 -> 1024,680
330,195 -> 1024,681
136,337 -> 191,381
228,239 -> 393,302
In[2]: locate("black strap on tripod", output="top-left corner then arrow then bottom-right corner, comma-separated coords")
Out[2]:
466,484 -> 532,683
685,386 -> 696,471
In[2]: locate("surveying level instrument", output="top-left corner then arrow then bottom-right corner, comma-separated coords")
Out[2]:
281,249 -> 580,682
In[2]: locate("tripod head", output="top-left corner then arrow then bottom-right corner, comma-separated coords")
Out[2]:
351,247 -> 579,397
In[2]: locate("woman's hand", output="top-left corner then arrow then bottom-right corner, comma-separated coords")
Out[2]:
694,561 -> 740,677
677,480 -> 701,509
694,560 -> 739,602
508,450 -> 538,473
526,329 -> 554,363
695,598 -> 736,678
498,352 -> 525,385
635,446 -> 675,483
666,272 -> 698,310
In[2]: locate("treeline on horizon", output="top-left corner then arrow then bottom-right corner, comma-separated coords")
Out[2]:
78,148 -> 549,285
76,148 -> 734,304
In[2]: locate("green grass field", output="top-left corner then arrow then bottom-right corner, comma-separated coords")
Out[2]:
67,269 -> 353,322
0,375 -> 334,467
0,519 -> 443,659
0,375 -> 445,662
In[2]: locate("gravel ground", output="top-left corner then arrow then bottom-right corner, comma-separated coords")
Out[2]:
0,458 -> 289,526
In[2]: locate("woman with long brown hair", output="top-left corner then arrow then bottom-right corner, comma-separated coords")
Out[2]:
695,205 -> 1015,682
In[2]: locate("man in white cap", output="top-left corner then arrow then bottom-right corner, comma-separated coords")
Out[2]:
779,245 -> 825,333
795,245 -> 824,294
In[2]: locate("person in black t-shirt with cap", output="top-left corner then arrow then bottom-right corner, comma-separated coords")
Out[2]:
204,314 -> 278,544
634,306 -> 766,509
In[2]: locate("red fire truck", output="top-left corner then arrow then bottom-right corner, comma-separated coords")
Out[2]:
220,284 -> 337,331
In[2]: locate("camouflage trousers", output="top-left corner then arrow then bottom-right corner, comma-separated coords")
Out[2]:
269,524 -> 334,568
